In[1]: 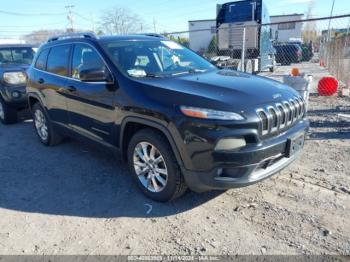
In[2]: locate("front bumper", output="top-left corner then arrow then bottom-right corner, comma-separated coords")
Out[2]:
1,85 -> 27,108
180,119 -> 309,192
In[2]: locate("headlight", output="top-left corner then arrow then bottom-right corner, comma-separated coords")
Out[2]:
3,72 -> 27,85
180,106 -> 244,120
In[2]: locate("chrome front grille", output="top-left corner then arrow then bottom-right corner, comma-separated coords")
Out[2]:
257,97 -> 305,136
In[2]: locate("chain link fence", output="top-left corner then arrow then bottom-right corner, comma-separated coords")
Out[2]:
321,34 -> 350,87
164,15 -> 350,87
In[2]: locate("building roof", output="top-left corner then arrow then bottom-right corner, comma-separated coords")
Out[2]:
270,14 -> 304,18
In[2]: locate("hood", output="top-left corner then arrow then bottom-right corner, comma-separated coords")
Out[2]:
0,63 -> 30,72
136,69 -> 299,112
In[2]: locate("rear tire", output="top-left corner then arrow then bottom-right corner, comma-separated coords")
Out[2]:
127,128 -> 187,202
0,96 -> 18,125
32,103 -> 62,146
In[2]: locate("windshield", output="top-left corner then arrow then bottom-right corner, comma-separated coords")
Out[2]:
101,39 -> 216,77
0,47 -> 35,65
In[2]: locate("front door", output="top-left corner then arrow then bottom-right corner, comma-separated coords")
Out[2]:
65,43 -> 116,144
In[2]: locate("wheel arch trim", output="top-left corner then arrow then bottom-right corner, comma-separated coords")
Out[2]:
27,93 -> 46,112
120,116 -> 185,168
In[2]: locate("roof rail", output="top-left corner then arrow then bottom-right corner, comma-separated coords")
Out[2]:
47,32 -> 97,43
139,33 -> 166,38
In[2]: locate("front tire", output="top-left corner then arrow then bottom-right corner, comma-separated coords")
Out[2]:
32,103 -> 62,146
0,96 -> 18,125
127,129 -> 187,202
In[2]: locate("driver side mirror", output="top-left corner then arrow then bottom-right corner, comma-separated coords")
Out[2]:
79,68 -> 113,83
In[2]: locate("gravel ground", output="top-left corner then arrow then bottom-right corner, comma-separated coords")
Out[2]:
0,62 -> 349,256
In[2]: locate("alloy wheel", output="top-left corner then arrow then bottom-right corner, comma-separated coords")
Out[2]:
133,142 -> 168,193
34,109 -> 48,141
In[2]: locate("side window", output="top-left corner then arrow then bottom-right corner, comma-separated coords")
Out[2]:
71,44 -> 107,80
47,45 -> 70,76
35,48 -> 49,70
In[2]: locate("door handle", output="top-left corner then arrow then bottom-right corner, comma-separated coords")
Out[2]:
67,86 -> 77,92
38,78 -> 45,84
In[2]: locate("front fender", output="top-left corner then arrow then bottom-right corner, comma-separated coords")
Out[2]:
120,116 -> 186,169
27,92 -> 46,112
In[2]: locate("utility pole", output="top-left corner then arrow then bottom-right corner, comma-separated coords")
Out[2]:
65,5 -> 75,32
327,0 -> 335,42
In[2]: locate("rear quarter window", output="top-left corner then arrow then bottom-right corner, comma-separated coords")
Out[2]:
35,48 -> 49,71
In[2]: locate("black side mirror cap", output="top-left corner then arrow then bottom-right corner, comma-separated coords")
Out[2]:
79,68 -> 113,83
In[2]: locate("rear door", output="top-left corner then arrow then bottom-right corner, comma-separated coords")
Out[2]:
65,43 -> 116,143
32,44 -> 71,125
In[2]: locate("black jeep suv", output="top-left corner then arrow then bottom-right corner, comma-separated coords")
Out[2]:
0,44 -> 35,124
26,33 -> 309,201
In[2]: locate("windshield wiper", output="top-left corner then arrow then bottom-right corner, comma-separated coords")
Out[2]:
128,72 -> 160,78
145,73 -> 161,78
171,71 -> 190,76
188,68 -> 207,73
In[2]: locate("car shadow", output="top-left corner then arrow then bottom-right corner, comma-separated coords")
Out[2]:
310,120 -> 350,128
307,106 -> 350,140
0,121 -> 223,219
308,131 -> 350,140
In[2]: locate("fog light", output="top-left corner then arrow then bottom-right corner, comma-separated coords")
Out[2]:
12,91 -> 21,99
215,138 -> 246,151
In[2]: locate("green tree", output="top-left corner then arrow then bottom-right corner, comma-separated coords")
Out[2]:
167,35 -> 190,48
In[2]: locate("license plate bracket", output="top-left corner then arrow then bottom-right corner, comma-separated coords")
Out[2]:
286,133 -> 305,158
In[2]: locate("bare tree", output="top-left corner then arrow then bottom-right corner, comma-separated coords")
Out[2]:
99,7 -> 145,35
22,30 -> 65,45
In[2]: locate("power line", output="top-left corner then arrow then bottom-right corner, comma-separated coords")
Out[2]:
0,9 -> 65,16
135,0 -> 215,17
73,12 -> 90,22
0,21 -> 66,28
73,11 -> 95,31
163,13 -> 350,35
